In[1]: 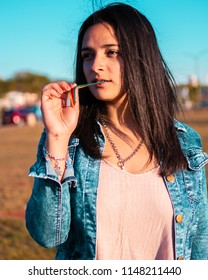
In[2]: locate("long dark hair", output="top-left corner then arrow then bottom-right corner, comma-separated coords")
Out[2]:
74,2 -> 187,176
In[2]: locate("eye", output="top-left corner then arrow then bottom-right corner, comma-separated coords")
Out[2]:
106,49 -> 121,57
81,51 -> 94,61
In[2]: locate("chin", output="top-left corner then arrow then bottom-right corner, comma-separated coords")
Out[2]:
93,94 -> 112,101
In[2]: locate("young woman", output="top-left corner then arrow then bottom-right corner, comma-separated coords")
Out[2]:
26,3 -> 208,260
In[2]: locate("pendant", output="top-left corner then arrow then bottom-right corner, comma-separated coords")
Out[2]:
117,160 -> 125,170
55,166 -> 62,177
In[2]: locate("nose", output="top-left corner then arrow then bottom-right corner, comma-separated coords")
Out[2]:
90,54 -> 105,73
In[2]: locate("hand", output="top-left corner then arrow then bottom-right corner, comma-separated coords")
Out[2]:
41,81 -> 79,139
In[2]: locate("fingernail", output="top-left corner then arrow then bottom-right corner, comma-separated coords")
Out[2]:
72,83 -> 77,88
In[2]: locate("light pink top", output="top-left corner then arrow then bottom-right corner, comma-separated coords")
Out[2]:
96,160 -> 174,260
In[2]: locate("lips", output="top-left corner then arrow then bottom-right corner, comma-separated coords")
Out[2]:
92,78 -> 110,83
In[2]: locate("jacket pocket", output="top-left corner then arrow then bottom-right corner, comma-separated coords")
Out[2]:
186,148 -> 208,171
183,149 -> 208,201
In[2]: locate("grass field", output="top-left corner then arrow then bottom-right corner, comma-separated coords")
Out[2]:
0,109 -> 208,259
0,124 -> 55,259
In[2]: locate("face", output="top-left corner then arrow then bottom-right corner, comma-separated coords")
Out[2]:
81,23 -> 125,104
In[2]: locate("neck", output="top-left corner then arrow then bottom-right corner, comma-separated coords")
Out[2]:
102,98 -> 135,129
99,102 -> 141,146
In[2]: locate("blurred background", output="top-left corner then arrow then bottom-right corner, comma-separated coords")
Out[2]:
0,0 -> 208,259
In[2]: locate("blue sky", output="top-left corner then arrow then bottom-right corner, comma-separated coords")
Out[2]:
1,0 -> 208,84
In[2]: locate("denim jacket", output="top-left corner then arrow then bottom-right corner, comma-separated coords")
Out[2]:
26,120 -> 208,260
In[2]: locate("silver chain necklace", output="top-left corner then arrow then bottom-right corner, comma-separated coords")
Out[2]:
100,116 -> 144,170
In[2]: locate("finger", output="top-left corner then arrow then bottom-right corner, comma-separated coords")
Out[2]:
41,88 -> 62,102
42,83 -> 61,92
58,81 -> 77,92
43,82 -> 68,94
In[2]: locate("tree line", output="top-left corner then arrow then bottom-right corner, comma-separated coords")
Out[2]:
0,72 -> 52,98
0,72 -> 207,108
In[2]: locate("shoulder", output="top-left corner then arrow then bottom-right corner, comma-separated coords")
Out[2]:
174,120 -> 208,170
174,119 -> 202,149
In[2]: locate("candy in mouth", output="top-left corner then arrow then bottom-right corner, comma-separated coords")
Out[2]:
77,80 -> 105,88
66,80 -> 107,107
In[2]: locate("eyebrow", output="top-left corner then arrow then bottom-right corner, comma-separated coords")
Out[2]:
81,44 -> 119,52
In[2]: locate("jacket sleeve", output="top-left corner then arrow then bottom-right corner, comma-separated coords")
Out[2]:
191,167 -> 208,259
25,130 -> 76,248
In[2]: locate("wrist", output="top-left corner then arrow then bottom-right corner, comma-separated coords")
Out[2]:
43,135 -> 71,180
43,147 -> 69,178
45,133 -> 70,158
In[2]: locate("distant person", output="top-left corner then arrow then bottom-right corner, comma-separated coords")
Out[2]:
26,3 -> 208,260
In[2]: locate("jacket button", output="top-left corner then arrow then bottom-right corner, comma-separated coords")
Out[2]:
166,174 -> 175,182
176,214 -> 184,223
177,256 -> 184,260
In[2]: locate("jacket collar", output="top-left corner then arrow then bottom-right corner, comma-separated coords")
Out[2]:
174,119 -> 187,132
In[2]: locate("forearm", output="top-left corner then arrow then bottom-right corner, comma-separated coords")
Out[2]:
26,177 -> 71,248
26,130 -> 76,248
